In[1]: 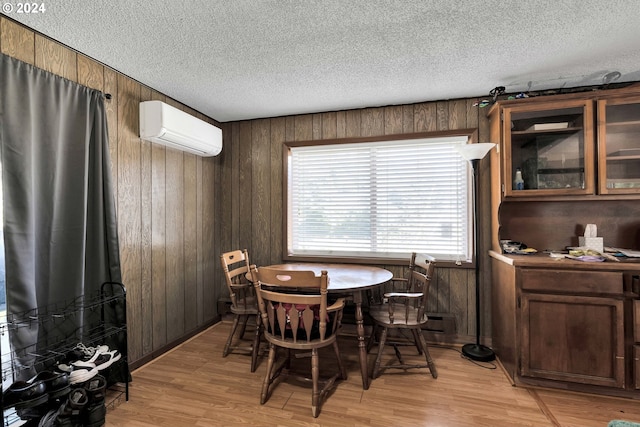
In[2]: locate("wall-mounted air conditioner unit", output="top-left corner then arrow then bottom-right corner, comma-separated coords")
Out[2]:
139,100 -> 222,157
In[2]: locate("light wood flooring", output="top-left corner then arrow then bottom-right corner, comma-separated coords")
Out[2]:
105,321 -> 640,427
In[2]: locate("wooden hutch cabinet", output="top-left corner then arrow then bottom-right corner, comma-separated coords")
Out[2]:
597,95 -> 640,195
488,84 -> 640,398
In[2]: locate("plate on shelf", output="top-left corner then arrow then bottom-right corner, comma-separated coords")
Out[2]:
527,122 -> 569,131
505,248 -> 538,255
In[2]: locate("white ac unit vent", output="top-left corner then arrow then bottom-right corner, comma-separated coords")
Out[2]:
139,100 -> 222,157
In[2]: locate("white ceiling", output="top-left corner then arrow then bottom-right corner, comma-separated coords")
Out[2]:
8,0 -> 640,122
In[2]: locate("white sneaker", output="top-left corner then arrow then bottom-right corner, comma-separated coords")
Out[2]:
69,365 -> 98,384
74,343 -> 109,360
94,350 -> 122,371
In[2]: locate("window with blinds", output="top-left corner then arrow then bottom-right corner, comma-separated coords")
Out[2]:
287,134 -> 474,262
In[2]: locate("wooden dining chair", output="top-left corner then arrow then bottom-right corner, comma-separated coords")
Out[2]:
220,249 -> 261,372
367,252 -> 438,379
249,264 -> 347,418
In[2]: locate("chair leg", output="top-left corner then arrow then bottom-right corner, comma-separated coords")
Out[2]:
366,324 -> 378,353
285,348 -> 292,369
250,314 -> 261,373
223,314 -> 241,357
332,340 -> 347,380
311,348 -> 319,418
261,344 -> 277,404
416,329 -> 438,379
238,314 -> 249,339
372,327 -> 388,379
411,329 -> 423,355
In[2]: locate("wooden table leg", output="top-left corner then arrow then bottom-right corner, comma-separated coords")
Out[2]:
352,290 -> 370,390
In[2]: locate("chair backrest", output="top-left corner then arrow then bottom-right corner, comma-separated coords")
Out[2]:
407,253 -> 436,321
220,249 -> 254,310
249,265 -> 338,344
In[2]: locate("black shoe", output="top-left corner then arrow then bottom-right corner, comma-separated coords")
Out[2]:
30,371 -> 71,399
83,401 -> 106,427
84,374 -> 106,404
2,380 -> 48,410
83,374 -> 107,427
54,388 -> 88,427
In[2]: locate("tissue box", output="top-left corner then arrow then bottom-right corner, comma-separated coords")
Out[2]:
578,236 -> 604,253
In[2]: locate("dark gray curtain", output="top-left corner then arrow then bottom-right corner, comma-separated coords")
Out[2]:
0,54 -> 124,381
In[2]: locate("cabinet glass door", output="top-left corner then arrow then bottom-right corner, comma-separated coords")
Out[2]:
598,97 -> 640,194
503,101 -> 594,197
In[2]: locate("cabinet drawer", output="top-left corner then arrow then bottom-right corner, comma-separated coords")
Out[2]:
636,345 -> 640,390
635,300 -> 640,343
521,269 -> 623,294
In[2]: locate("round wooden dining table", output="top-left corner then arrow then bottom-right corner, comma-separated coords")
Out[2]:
264,263 -> 393,390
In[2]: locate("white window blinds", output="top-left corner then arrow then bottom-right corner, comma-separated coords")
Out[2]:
288,135 -> 472,262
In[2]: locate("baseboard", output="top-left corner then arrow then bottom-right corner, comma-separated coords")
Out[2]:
128,317 -> 220,371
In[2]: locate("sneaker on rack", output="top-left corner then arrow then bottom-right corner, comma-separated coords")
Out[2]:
57,343 -> 107,372
94,350 -> 122,371
69,364 -> 99,385
74,343 -> 109,361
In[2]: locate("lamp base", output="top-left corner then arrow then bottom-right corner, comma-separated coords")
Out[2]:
461,343 -> 496,362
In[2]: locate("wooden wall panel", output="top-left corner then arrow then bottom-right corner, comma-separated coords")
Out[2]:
35,35 -> 77,81
116,75 -> 142,362
402,105 -> 414,133
321,112 -> 337,139
1,17 -> 34,64
415,102 -> 437,132
195,145 -> 204,325
361,107 -> 383,136
270,117 -> 285,265
336,111 -> 347,138
183,150 -> 198,332
251,119 -> 271,266
294,115 -> 313,141
163,92 -> 186,343
448,99 -> 467,130
139,87 -> 154,356
450,267 -> 471,336
217,122 -> 234,256
104,68 -> 118,196
202,151 -> 219,321
345,110 -> 361,138
151,94 -> 168,351
312,113 -> 322,140
436,101 -> 449,130
238,122 -> 253,253
229,121 -> 240,252
77,55 -> 103,92
384,105 -> 403,135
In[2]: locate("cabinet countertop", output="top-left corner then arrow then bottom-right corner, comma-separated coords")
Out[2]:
489,250 -> 640,271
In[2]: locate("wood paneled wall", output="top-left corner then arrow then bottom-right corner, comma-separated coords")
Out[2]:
0,17 -> 223,366
221,102 -> 494,342
2,15 -> 495,355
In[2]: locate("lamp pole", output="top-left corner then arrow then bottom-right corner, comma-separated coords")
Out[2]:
456,142 -> 496,362
461,158 -> 495,362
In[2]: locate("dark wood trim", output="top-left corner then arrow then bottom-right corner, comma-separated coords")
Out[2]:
283,128 -> 478,148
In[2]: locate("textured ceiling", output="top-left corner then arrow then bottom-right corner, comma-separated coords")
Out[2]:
7,0 -> 640,122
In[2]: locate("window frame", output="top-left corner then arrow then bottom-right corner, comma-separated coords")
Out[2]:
282,129 -> 479,268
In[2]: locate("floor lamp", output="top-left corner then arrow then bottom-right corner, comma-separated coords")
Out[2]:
456,142 -> 496,362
